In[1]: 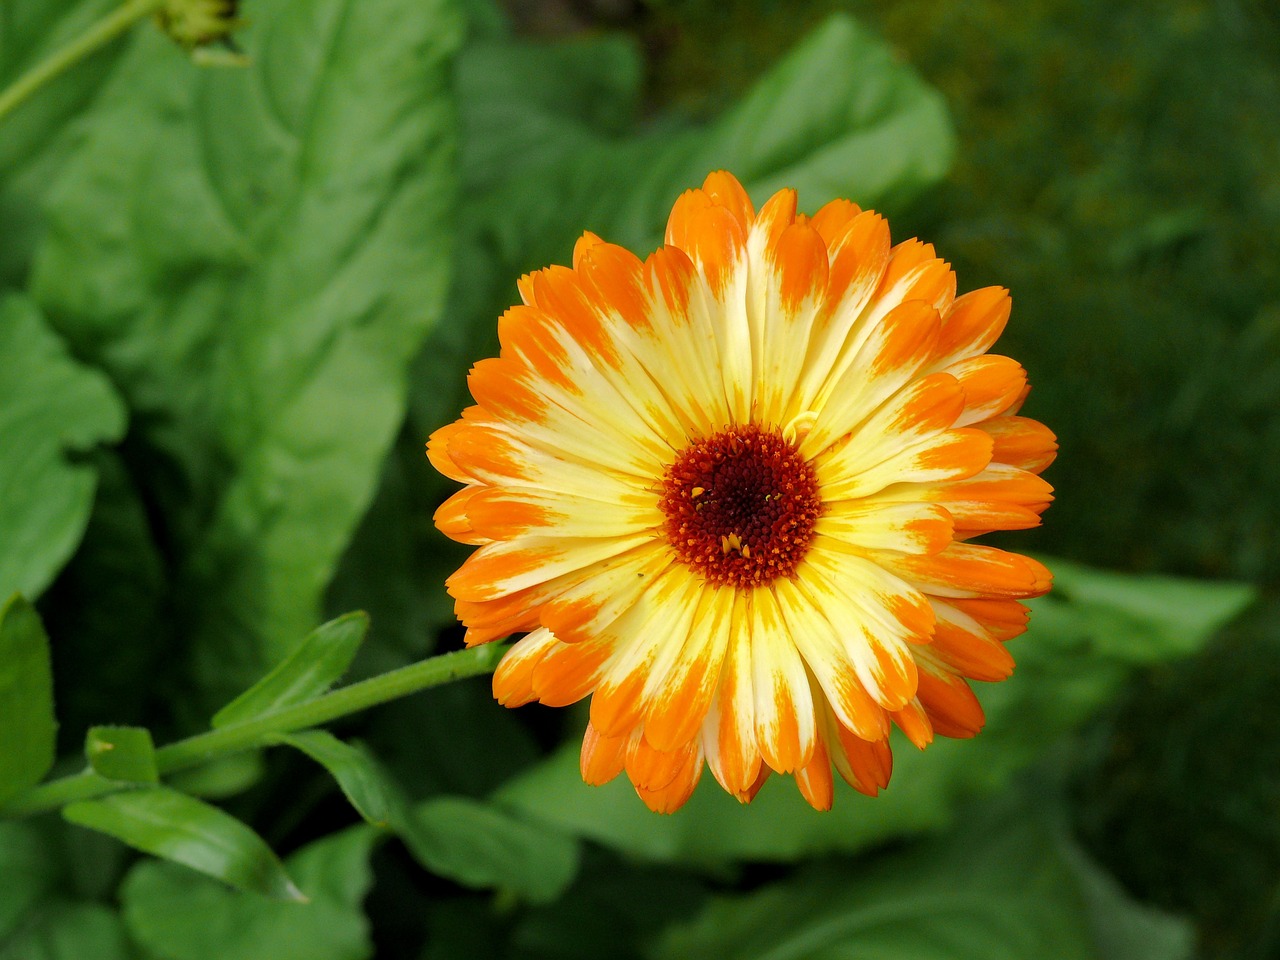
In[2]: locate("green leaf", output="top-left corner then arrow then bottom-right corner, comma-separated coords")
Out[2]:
498,559 -> 1246,866
0,594 -> 55,806
31,0 -> 464,704
85,726 -> 159,783
398,796 -> 580,905
458,14 -> 952,260
212,612 -> 369,728
0,0 -> 128,284
1043,557 -> 1255,663
1059,834 -> 1194,960
121,827 -> 377,960
268,725 -> 569,901
0,902 -> 133,960
271,730 -> 393,827
650,789 -> 1187,960
166,751 -> 266,800
63,787 -> 303,901
0,295 -> 126,603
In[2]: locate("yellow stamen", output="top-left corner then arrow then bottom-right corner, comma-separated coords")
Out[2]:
691,486 -> 705,498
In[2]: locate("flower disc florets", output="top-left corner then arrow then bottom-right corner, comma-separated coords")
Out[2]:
660,426 -> 822,587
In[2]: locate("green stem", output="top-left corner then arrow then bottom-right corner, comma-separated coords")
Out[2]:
0,0 -> 163,124
0,643 -> 509,818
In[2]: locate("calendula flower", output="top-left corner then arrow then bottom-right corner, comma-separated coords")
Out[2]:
429,171 -> 1054,813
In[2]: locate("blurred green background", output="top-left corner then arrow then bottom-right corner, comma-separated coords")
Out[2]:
1,0 -> 1277,957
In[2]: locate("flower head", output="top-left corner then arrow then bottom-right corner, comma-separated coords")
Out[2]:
429,171 -> 1055,812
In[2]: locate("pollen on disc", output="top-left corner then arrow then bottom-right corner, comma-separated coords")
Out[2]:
659,425 -> 823,588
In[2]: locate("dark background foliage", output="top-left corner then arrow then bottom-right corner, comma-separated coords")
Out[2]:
1,0 -> 1277,957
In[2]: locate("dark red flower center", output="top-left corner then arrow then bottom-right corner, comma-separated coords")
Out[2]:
660,425 -> 823,588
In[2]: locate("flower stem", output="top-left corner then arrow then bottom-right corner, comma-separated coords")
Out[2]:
0,0 -> 163,125
0,643 -> 509,818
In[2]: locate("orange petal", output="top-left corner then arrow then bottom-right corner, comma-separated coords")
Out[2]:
809,197 -> 863,246
580,720 -> 627,786
575,236 -> 650,332
891,698 -> 934,749
734,764 -> 771,804
492,629 -> 560,706
887,544 -> 1052,599
949,355 -> 1028,427
949,598 -> 1031,641
876,239 -> 956,317
829,719 -> 894,796
929,600 -> 1016,682
771,221 -> 830,316
448,533 -> 650,604
981,416 -> 1059,474
701,170 -> 756,231
467,356 -> 549,423
496,305 -> 579,395
643,587 -> 734,752
916,668 -> 986,738
626,732 -> 700,792
426,420 -> 474,484
751,591 -> 817,773
531,631 -> 615,706
633,739 -> 704,813
774,577 -> 890,742
433,487 -> 486,545
794,734 -> 834,811
704,595 -> 762,795
526,265 -> 623,371
934,285 -> 1011,369
664,190 -> 747,294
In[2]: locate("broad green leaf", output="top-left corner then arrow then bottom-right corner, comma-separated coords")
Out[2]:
0,822 -> 59,940
85,726 -> 159,783
650,789 -> 1187,960
0,902 -> 133,960
63,787 -> 303,901
1043,557 -> 1255,662
0,0 -> 127,284
498,560 -> 1247,866
0,296 -> 126,603
1059,833 -> 1194,960
458,14 -> 953,263
398,796 -> 580,905
271,730 -> 393,827
31,0 -> 463,704
212,612 -> 369,728
0,594 -> 55,805
121,827 -> 377,960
